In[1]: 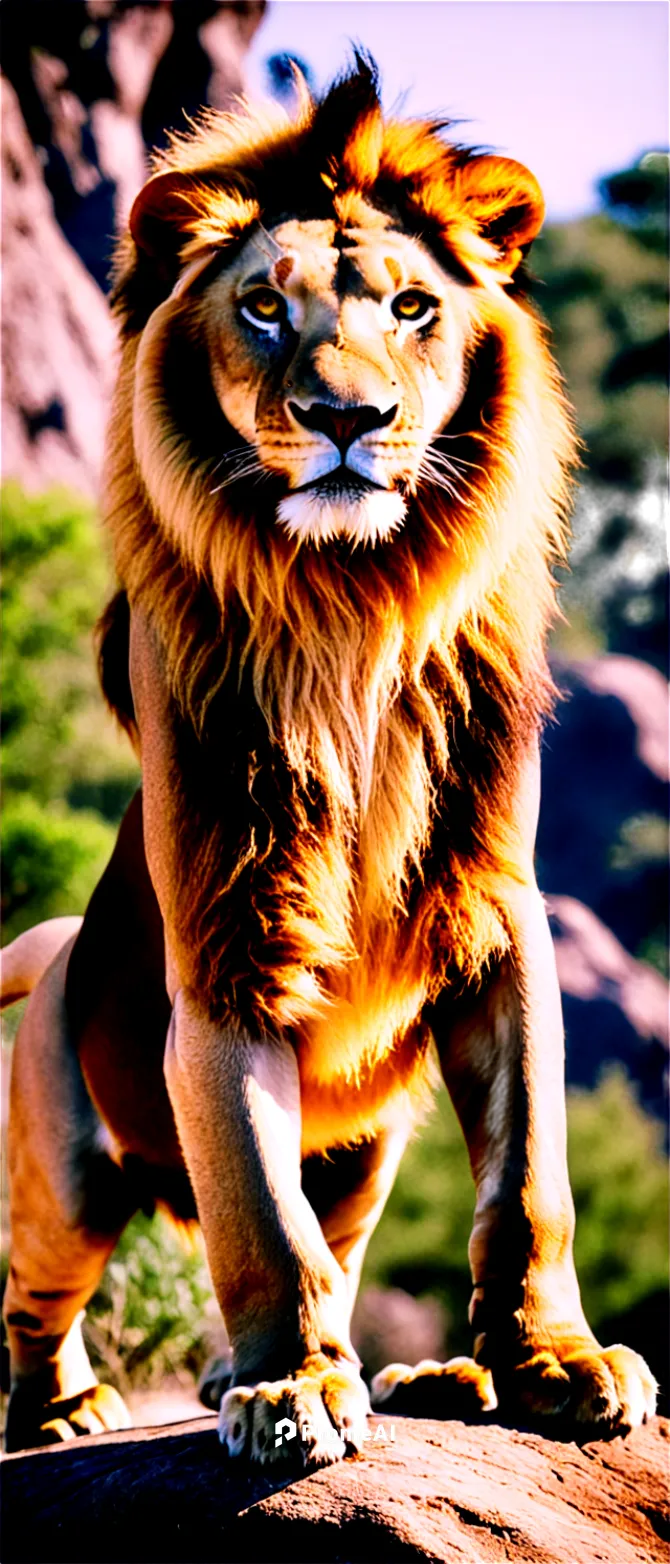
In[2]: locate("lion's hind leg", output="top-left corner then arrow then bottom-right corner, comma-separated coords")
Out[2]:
370,1357 -> 497,1419
4,938 -> 137,1451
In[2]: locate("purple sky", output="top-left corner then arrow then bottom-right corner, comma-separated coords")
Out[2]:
247,2 -> 669,219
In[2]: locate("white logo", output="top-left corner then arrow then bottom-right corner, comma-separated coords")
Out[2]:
274,1418 -> 396,1447
274,1416 -> 297,1447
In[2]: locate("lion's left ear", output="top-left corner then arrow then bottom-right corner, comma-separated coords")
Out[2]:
129,171 -> 200,258
128,169 -> 259,302
457,155 -> 545,274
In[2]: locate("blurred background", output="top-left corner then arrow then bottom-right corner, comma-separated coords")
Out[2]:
1,1 -> 668,1427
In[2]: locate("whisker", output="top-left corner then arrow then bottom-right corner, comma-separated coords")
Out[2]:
210,458 -> 269,494
209,444 -> 259,479
428,447 -> 487,478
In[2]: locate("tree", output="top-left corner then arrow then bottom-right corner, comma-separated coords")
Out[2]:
533,154 -> 669,679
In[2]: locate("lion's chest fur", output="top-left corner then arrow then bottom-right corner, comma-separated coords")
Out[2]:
172,649 -> 510,1144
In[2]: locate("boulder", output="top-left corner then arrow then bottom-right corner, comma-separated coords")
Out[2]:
1,3 -> 267,288
540,655 -> 669,959
0,76 -> 117,496
0,2 -> 267,495
2,1413 -> 668,1563
549,894 -> 669,1119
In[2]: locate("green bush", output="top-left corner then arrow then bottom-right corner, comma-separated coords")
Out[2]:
84,1213 -> 216,1397
1,795 -> 116,944
1,484 -> 139,942
535,157 -> 667,697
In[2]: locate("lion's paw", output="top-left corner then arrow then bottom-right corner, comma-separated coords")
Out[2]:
500,1342 -> 657,1432
5,1383 -> 131,1452
198,1355 -> 232,1411
370,1356 -> 497,1420
219,1362 -> 370,1468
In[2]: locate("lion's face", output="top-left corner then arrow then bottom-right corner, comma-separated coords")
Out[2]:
200,208 -> 474,545
121,80 -> 557,562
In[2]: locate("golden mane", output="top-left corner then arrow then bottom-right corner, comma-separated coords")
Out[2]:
103,60 -> 576,1066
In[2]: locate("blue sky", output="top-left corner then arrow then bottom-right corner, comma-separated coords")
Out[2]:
247,2 -> 669,220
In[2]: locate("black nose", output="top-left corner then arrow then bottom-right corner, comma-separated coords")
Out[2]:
288,401 -> 397,454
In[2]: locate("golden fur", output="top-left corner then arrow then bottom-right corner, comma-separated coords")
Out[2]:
102,64 -> 575,1155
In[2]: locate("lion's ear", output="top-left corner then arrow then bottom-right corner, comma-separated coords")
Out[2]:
129,171 -> 199,259
457,155 -> 545,274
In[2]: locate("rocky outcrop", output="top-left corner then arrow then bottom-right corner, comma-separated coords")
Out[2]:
1,76 -> 117,496
549,894 -> 668,1119
0,1 -> 266,494
1,3 -> 267,284
540,655 -> 668,957
2,1414 -> 668,1563
352,1287 -> 448,1380
541,654 -> 669,1118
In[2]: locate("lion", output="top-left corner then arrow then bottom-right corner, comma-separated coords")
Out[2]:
3,59 -> 656,1460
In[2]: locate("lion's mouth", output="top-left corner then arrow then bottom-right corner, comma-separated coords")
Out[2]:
292,468 -> 387,497
277,474 -> 408,546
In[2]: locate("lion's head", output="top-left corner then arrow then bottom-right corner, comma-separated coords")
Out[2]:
111,57 -> 571,565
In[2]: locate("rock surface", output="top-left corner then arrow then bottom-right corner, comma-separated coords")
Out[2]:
1,1413 -> 668,1563
1,3 -> 267,285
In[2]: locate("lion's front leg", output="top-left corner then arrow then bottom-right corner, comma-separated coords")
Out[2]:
130,609 -> 368,1468
373,884 -> 656,1434
164,990 -> 369,1468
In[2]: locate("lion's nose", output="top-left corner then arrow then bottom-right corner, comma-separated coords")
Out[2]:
288,401 -> 397,454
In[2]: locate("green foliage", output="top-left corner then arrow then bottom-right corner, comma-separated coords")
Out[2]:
362,1088 -> 474,1354
567,1070 -> 669,1324
84,1212 -> 216,1396
362,1070 -> 669,1352
1,485 -> 139,941
599,152 -> 669,254
1,796 -> 115,941
536,155 -> 668,683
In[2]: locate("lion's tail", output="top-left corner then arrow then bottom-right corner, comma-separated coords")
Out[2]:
0,917 -> 83,1011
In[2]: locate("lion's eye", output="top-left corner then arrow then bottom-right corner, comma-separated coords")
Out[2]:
240,290 -> 286,331
391,290 -> 436,325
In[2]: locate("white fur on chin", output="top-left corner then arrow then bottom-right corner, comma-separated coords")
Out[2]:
277,489 -> 407,546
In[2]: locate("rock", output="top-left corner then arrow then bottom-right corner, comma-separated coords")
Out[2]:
0,76 -> 117,496
1,2 -> 267,291
1,1414 -> 668,1563
0,4 -> 266,497
549,894 -> 669,1119
540,654 -> 669,961
540,653 -> 669,1118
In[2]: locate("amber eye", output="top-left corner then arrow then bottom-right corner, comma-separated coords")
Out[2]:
391,290 -> 436,325
240,289 -> 286,330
